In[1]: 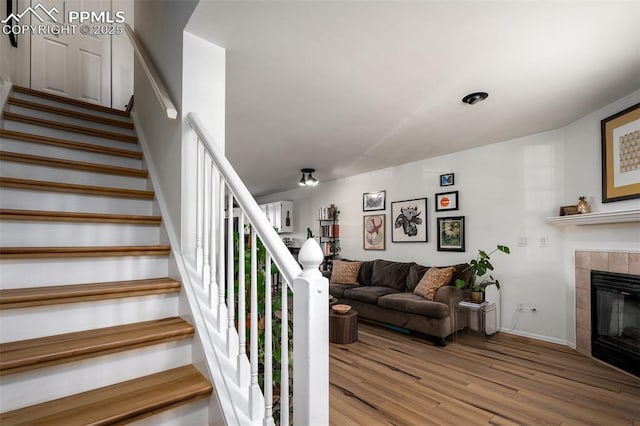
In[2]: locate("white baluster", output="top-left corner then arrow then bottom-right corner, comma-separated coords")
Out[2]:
237,213 -> 249,387
249,227 -> 265,420
217,183 -> 227,333
202,155 -> 211,287
227,191 -> 237,358
264,253 -> 274,426
209,167 -> 218,309
293,238 -> 328,426
195,141 -> 203,270
280,280 -> 289,426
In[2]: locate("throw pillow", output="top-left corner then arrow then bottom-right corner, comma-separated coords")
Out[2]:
330,260 -> 362,284
413,267 -> 455,300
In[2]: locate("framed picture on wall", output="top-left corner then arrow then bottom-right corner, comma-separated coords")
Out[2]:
363,214 -> 385,250
437,216 -> 465,252
440,173 -> 455,186
435,191 -> 459,212
601,103 -> 640,202
391,198 -> 428,242
363,190 -> 386,211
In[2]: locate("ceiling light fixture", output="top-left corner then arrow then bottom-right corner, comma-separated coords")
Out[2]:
462,92 -> 489,105
299,168 -> 318,187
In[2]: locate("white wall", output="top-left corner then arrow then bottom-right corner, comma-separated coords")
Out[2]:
132,0 -> 198,244
258,90 -> 640,345
111,0 -> 134,110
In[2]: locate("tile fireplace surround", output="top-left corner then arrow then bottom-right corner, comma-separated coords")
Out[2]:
575,250 -> 640,356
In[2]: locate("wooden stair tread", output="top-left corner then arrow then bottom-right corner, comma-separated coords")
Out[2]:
0,317 -> 193,375
0,209 -> 161,224
0,177 -> 154,199
3,112 -> 138,143
0,278 -> 180,309
0,245 -> 171,259
0,365 -> 211,425
0,129 -> 142,159
7,97 -> 134,129
12,85 -> 131,118
0,151 -> 148,177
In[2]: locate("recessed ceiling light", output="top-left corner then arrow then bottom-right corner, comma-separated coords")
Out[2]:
462,92 -> 489,105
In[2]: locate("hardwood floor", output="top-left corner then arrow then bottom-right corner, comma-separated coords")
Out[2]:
330,322 -> 640,425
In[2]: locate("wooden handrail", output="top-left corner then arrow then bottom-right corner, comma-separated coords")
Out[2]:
124,24 -> 178,120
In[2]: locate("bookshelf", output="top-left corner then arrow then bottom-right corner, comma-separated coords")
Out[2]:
318,204 -> 340,271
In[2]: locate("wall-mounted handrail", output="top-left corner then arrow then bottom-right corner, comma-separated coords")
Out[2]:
187,112 -> 302,285
124,23 -> 178,120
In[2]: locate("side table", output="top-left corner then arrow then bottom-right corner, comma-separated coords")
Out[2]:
454,301 -> 496,342
329,310 -> 358,344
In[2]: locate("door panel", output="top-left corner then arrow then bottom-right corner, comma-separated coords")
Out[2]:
31,0 -> 112,107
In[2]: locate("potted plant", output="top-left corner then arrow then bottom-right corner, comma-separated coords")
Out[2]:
455,244 -> 510,302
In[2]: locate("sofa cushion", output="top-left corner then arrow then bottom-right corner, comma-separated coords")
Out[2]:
406,262 -> 471,291
370,259 -> 414,290
342,286 -> 399,304
330,260 -> 362,284
329,284 -> 355,299
413,267 -> 455,300
358,260 -> 375,285
378,293 -> 449,318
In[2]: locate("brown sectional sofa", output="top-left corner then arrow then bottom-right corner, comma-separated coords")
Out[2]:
329,259 -> 471,346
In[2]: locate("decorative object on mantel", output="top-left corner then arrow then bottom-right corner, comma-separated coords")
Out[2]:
546,208 -> 640,226
440,173 -> 455,187
559,205 -> 579,216
601,103 -> 640,203
577,196 -> 590,214
455,244 -> 510,303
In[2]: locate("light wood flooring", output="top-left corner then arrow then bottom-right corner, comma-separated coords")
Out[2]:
330,322 -> 640,425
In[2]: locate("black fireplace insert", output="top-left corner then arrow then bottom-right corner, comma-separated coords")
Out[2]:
591,270 -> 640,376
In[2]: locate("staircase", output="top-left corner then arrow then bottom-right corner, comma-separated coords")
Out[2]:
0,86 -> 214,425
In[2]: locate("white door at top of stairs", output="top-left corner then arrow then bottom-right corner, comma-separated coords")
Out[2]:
30,0 -> 112,107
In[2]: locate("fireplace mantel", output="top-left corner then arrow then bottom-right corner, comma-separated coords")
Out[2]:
546,209 -> 640,226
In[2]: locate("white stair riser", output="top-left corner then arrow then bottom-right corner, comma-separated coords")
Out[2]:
0,256 -> 169,288
11,91 -> 132,123
0,161 -> 149,190
0,342 -> 192,412
3,121 -> 138,151
0,293 -> 180,342
0,138 -> 142,169
130,398 -> 212,426
0,222 -> 160,247
7,104 -> 136,136
0,188 -> 155,215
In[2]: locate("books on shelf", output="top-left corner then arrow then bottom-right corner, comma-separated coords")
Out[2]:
319,224 -> 340,238
458,300 -> 489,309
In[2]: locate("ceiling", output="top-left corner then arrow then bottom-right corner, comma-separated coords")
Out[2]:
187,1 -> 640,197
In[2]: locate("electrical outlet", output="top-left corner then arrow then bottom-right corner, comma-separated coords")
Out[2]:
517,302 -> 525,312
540,237 -> 548,247
517,237 -> 528,247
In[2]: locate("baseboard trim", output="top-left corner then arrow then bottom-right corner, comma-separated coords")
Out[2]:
499,327 -> 568,346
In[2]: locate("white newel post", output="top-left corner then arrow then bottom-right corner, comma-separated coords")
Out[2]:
293,238 -> 329,426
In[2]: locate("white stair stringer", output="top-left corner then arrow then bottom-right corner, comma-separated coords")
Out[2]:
0,340 -> 192,412
133,112 -> 245,425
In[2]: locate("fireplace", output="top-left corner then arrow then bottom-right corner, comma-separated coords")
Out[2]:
590,270 -> 640,376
